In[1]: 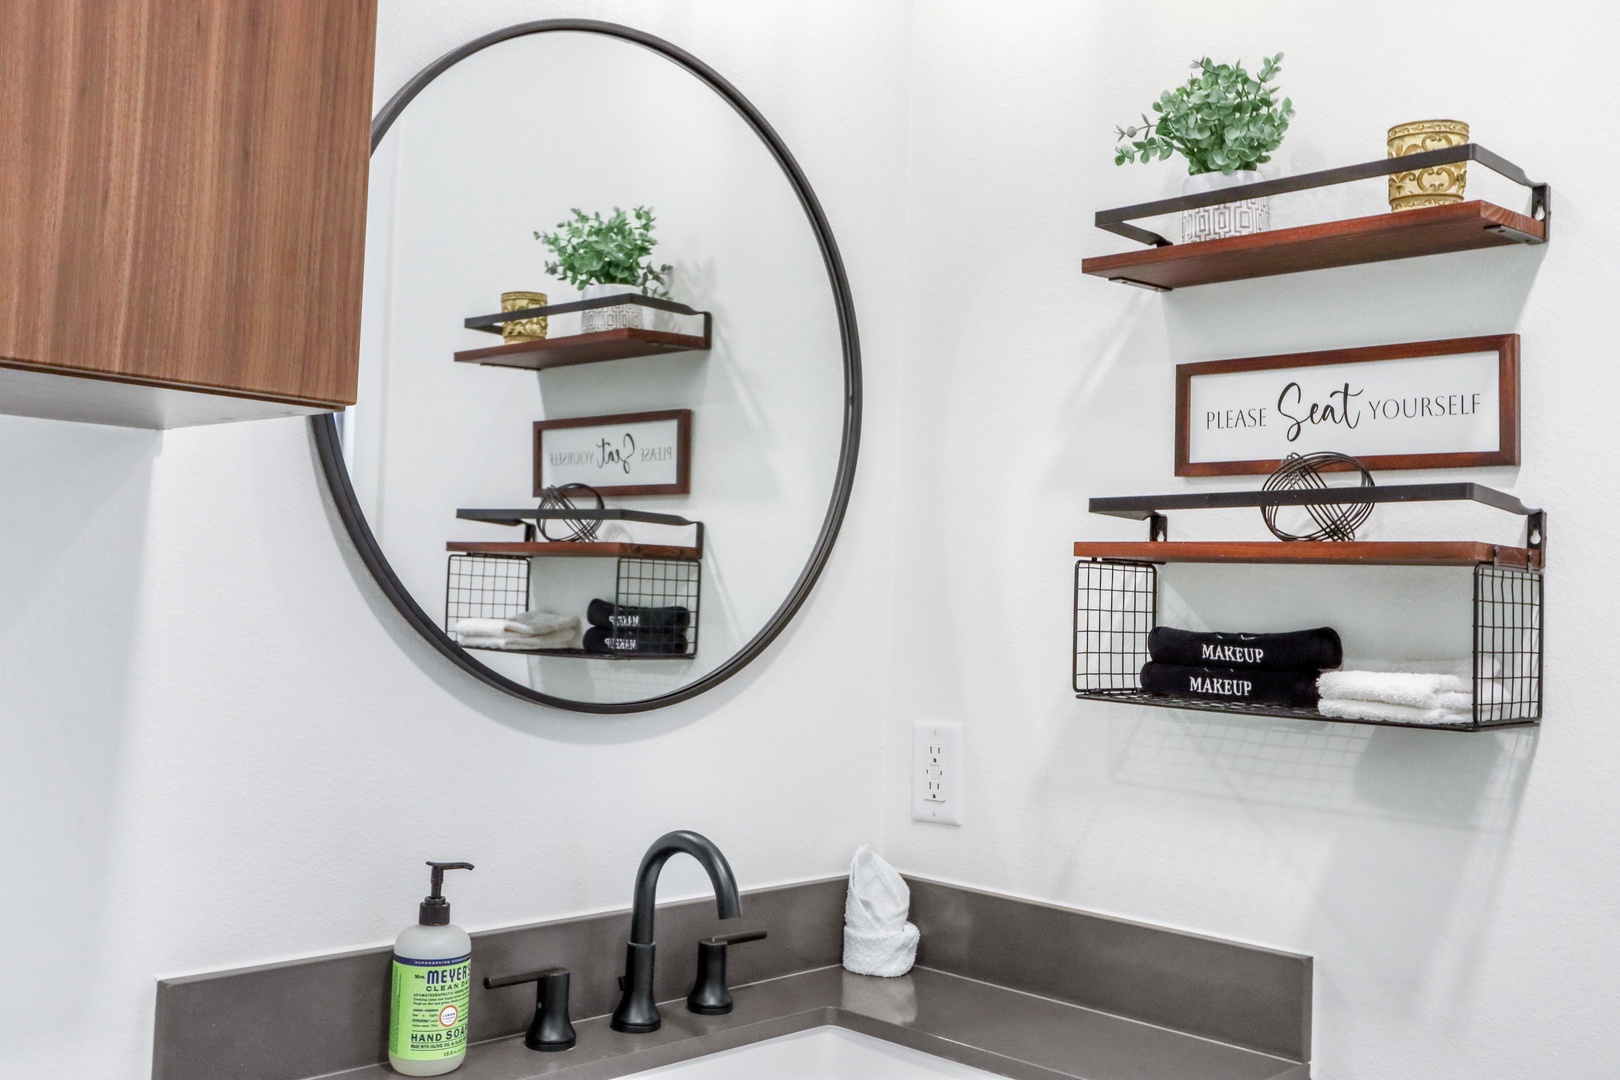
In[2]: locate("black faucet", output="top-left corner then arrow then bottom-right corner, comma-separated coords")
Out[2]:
610,830 -> 741,1033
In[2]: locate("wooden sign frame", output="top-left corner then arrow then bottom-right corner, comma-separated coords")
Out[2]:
1175,335 -> 1520,476
533,409 -> 692,497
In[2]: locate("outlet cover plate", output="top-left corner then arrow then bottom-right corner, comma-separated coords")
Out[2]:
912,721 -> 962,825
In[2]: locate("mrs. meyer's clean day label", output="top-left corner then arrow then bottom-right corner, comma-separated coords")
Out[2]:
389,952 -> 471,1062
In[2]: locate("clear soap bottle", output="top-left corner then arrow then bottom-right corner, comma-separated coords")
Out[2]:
389,861 -> 474,1076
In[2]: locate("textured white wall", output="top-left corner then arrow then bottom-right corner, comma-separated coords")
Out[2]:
880,3 -> 1620,1079
3,3 -> 912,1078
7,2 -> 1619,1078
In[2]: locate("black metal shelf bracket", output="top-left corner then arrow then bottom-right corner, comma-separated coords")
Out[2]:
1094,143 -> 1550,249
464,294 -> 711,335
1092,482 -> 1540,522
458,507 -> 704,554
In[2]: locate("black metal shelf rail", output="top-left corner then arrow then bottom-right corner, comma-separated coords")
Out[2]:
464,294 -> 712,339
458,507 -> 705,554
1094,143 -> 1551,249
1089,483 -> 1544,558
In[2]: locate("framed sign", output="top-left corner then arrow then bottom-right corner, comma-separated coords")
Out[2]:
1175,335 -> 1519,476
533,409 -> 692,496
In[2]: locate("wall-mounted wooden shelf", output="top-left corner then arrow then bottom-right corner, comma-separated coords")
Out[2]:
1082,144 -> 1550,291
454,328 -> 710,371
447,540 -> 702,560
456,295 -> 711,371
1083,200 -> 1544,291
1072,540 -> 1539,569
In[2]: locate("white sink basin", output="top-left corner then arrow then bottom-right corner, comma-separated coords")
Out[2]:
631,1027 -> 1004,1079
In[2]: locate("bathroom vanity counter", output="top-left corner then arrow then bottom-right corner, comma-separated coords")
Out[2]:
154,878 -> 1309,1080
322,965 -> 1304,1080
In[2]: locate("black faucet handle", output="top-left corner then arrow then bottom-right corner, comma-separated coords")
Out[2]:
687,929 -> 768,1015
482,967 -> 576,1052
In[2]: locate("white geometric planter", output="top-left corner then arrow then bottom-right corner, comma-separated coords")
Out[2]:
578,281 -> 679,333
1180,169 -> 1269,243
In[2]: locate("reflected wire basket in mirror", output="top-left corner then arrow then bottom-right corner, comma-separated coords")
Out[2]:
1260,451 -> 1375,541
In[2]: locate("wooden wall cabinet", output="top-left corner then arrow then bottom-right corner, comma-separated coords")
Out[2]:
0,0 -> 377,428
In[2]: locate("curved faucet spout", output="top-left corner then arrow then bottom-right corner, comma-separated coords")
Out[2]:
630,830 -> 740,944
612,830 -> 741,1034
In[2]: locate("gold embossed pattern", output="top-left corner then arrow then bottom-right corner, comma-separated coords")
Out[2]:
1387,120 -> 1469,211
500,291 -> 549,342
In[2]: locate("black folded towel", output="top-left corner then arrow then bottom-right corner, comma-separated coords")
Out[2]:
1148,626 -> 1341,671
1140,662 -> 1320,708
583,625 -> 690,656
587,598 -> 692,632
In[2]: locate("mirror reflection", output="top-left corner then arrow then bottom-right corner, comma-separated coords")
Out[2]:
340,30 -> 853,709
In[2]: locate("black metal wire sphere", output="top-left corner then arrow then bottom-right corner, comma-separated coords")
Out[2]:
1260,452 -> 1375,541
538,483 -> 605,542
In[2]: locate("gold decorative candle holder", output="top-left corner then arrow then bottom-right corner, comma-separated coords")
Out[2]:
1387,120 -> 1469,211
500,291 -> 548,342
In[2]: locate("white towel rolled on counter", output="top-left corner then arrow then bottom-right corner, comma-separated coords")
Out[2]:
843,846 -> 919,978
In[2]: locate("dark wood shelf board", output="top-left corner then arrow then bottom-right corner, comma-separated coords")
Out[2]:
457,644 -> 693,661
448,541 -> 702,560
1072,540 -> 1540,569
1073,689 -> 1536,732
453,328 -> 710,371
1082,201 -> 1545,290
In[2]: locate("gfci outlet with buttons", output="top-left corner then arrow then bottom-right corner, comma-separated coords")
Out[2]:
912,721 -> 962,825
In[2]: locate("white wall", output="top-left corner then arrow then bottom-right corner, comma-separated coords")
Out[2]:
7,2 -> 1620,1079
880,3 -> 1620,1080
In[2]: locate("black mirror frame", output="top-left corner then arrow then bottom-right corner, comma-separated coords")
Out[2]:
311,20 -> 862,713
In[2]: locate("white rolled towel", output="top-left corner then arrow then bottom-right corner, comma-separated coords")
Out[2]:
843,846 -> 918,977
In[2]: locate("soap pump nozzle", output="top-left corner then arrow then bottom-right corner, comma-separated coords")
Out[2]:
420,860 -> 474,926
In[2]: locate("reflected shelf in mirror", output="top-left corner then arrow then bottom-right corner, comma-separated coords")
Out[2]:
456,295 -> 712,371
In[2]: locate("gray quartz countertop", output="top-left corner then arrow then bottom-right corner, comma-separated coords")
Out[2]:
319,965 -> 1306,1080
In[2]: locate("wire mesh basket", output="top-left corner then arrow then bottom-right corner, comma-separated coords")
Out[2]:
445,553 -> 701,660
1072,558 -> 1542,731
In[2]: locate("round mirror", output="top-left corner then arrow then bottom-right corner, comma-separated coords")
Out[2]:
314,21 -> 860,712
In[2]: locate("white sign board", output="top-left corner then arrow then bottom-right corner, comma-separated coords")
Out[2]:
534,410 -> 691,496
1175,337 -> 1518,475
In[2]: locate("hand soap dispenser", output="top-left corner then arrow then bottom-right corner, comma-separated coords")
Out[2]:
389,861 -> 475,1076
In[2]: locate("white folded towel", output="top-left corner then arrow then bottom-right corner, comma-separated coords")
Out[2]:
454,611 -> 578,639
509,609 -> 580,635
1318,698 -> 1473,726
458,627 -> 577,650
843,846 -> 918,978
1318,670 -> 1467,708
1342,657 -> 1500,679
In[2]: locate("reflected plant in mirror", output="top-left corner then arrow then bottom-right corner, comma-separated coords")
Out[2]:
537,205 -> 673,296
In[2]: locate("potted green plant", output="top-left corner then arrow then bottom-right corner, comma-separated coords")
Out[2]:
1115,53 -> 1293,243
536,206 -> 674,332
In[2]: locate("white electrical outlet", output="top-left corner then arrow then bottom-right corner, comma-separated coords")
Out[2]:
911,721 -> 962,825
